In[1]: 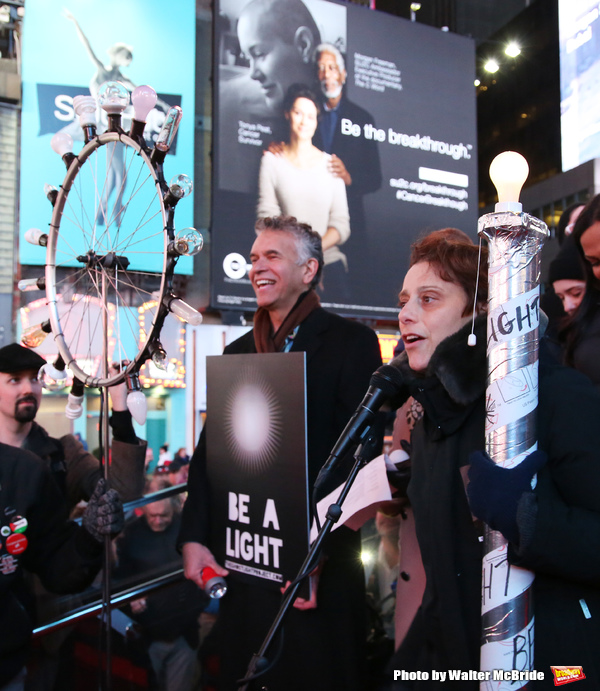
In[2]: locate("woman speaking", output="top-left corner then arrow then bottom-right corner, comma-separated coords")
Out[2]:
258,86 -> 350,299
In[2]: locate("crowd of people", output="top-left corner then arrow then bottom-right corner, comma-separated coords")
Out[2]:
4,196 -> 600,690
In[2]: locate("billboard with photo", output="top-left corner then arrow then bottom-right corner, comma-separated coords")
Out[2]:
211,0 -> 478,318
559,0 -> 600,172
20,0 -> 196,272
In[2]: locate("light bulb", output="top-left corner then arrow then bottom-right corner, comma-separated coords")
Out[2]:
152,352 -> 168,370
18,277 -> 46,292
169,174 -> 193,198
21,321 -> 51,348
98,81 -> 130,114
39,362 -> 68,391
24,228 -> 48,247
125,371 -> 147,425
51,131 -> 74,157
65,393 -> 84,419
167,297 -> 203,325
127,391 -> 147,425
489,151 -> 529,212
131,85 -> 157,122
73,95 -> 97,126
155,106 -> 183,152
173,228 -> 203,257
44,184 -> 59,206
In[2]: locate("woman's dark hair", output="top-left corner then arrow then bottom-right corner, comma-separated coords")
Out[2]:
409,228 -> 488,316
282,84 -> 321,117
560,194 -> 600,365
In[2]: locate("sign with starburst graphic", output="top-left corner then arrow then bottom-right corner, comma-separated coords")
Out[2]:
206,352 -> 309,587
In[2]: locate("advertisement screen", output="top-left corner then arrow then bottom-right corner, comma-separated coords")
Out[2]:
20,0 -> 196,273
211,0 -> 478,318
559,0 -> 600,171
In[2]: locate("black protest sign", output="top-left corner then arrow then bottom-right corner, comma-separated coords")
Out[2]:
206,352 -> 308,588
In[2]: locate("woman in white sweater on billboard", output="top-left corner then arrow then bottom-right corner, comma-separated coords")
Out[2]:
258,86 -> 351,299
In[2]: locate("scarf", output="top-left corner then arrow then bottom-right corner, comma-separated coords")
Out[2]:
253,290 -> 320,353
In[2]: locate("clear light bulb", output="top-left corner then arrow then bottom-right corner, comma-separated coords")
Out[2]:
21,321 -> 51,348
149,342 -> 168,371
73,95 -> 97,126
489,151 -> 529,213
167,297 -> 203,326
18,277 -> 45,292
169,174 -> 193,198
98,81 -> 130,114
24,228 -> 48,247
39,362 -> 68,391
173,228 -> 203,257
131,85 -> 157,122
51,131 -> 74,157
155,106 -> 182,152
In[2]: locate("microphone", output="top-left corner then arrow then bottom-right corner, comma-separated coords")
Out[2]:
314,364 -> 408,488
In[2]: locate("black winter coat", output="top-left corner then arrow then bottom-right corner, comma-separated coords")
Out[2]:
0,442 -> 102,686
389,316 -> 600,689
179,306 -> 383,691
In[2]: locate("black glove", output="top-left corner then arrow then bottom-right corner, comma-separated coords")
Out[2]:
467,449 -> 547,543
82,478 -> 124,542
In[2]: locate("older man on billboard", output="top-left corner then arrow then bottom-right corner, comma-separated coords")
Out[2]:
313,43 -> 382,256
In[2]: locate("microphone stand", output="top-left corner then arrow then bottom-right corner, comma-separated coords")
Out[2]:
238,433 -> 380,690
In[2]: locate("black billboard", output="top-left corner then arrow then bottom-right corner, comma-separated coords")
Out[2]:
211,0 -> 477,318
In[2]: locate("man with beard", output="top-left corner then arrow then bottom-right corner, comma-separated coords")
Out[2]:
313,44 -> 382,263
0,343 -> 146,508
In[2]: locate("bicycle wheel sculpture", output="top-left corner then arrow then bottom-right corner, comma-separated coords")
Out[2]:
24,81 -> 202,394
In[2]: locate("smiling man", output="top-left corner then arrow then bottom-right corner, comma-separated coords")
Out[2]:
179,215 -> 383,690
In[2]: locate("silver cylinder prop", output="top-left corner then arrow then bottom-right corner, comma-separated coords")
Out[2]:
477,152 -> 548,689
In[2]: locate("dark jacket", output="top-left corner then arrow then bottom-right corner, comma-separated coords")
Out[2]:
389,316 -> 600,689
115,513 -> 206,647
0,442 -> 102,686
179,306 -> 383,690
23,416 -> 146,509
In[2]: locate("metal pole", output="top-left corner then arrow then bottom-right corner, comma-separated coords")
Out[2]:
478,210 -> 547,688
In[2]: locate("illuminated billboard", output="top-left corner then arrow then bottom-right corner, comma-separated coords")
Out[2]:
211,0 -> 477,318
559,0 -> 600,171
20,0 -> 196,272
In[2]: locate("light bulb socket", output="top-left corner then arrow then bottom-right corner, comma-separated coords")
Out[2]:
83,124 -> 97,145
125,370 -> 142,393
62,152 -> 77,169
163,185 -> 184,208
45,187 -> 59,206
150,147 -> 167,167
107,113 -> 122,133
494,201 -> 523,213
129,119 -> 146,140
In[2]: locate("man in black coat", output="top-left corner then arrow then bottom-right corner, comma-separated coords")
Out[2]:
179,215 -> 383,690
0,443 -> 123,690
313,44 -> 382,267
0,344 -> 146,509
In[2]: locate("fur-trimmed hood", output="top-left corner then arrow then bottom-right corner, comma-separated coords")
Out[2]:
391,314 -> 488,407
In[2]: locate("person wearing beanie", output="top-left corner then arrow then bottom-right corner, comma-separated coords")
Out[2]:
548,238 -> 587,316
0,343 -> 146,509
